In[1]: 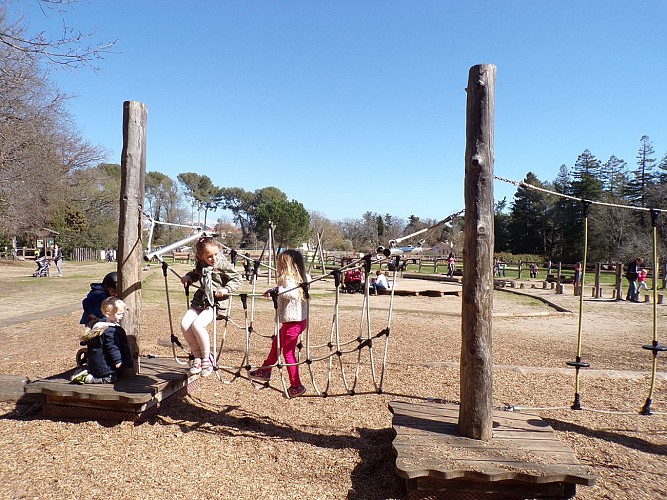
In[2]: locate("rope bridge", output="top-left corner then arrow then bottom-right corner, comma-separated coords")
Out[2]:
141,209 -> 462,399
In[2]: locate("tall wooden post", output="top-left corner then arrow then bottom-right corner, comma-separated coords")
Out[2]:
119,101 -> 147,375
460,64 -> 495,441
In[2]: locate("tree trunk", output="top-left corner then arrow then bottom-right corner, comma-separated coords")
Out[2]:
459,64 -> 496,441
118,101 -> 147,375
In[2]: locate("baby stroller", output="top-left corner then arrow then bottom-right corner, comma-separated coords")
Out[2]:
32,256 -> 50,277
343,268 -> 363,293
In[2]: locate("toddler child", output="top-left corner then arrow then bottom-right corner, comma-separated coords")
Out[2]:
637,268 -> 649,292
71,296 -> 132,384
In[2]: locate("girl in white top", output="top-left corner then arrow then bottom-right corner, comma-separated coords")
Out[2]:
249,249 -> 310,398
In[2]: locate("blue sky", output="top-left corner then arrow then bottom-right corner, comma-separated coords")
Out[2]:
15,0 -> 667,223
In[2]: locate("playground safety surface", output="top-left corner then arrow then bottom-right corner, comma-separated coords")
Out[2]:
1,259 -> 666,499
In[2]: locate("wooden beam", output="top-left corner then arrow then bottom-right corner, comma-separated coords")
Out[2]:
119,101 -> 147,375
460,64 -> 496,440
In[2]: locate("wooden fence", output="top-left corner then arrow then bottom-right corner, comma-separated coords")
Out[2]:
70,248 -> 105,262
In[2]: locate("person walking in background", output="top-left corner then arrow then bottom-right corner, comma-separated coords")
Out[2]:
249,249 -> 310,398
243,252 -> 253,282
573,262 -> 582,285
625,257 -> 644,302
230,248 -> 238,266
447,252 -> 456,278
53,244 -> 63,277
180,236 -> 242,377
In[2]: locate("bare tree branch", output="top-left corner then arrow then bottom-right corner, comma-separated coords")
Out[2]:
0,1 -> 117,71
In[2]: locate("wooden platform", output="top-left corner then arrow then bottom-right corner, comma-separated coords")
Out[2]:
24,357 -> 197,422
390,401 -> 595,499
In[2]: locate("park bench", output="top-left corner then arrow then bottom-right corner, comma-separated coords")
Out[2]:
172,251 -> 192,264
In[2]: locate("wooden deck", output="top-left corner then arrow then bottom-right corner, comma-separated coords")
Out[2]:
390,401 -> 595,499
24,357 -> 197,422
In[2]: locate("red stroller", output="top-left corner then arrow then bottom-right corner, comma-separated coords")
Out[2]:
343,268 -> 363,293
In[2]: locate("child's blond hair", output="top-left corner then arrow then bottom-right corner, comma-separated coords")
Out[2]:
81,297 -> 126,342
276,249 -> 307,300
101,296 -> 125,318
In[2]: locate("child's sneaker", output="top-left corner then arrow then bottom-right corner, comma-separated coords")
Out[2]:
200,354 -> 215,377
287,385 -> 306,399
70,369 -> 89,384
248,368 -> 271,382
189,358 -> 202,375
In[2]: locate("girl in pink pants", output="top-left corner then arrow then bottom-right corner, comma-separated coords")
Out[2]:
249,249 -> 309,398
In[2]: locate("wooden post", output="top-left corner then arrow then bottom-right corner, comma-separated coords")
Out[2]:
119,101 -> 147,375
517,259 -> 522,279
460,64 -> 495,441
267,222 -> 275,284
615,262 -> 623,301
594,262 -> 601,298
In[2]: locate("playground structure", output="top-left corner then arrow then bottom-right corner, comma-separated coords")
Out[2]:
32,66 -> 667,497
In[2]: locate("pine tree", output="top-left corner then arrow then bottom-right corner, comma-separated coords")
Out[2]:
600,155 -> 629,199
656,151 -> 667,185
508,173 -> 550,255
549,165 -> 571,258
559,151 -> 602,260
570,150 -> 603,200
627,135 -> 656,208
494,197 -> 511,252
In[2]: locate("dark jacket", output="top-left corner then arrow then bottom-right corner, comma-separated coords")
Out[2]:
83,323 -> 133,378
626,260 -> 639,281
80,283 -> 109,325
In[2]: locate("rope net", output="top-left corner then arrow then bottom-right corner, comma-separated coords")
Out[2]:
154,243 -> 400,398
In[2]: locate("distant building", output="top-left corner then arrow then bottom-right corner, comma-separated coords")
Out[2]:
427,241 -> 454,256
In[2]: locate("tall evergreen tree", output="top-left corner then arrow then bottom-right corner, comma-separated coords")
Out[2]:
494,197 -> 511,252
564,151 -> 604,261
656,151 -> 667,185
508,173 -> 550,255
570,149 -> 603,200
627,135 -> 656,208
549,165 -> 571,258
600,155 -> 629,198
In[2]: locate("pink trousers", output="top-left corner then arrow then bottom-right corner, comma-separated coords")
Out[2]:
263,319 -> 307,387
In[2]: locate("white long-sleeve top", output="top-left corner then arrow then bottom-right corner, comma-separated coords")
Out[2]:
276,275 -> 309,323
